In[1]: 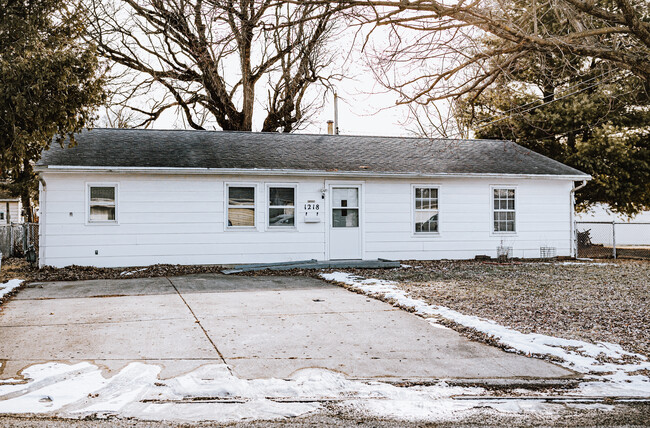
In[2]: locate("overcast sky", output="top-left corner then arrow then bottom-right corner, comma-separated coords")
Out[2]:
99,21 -> 420,137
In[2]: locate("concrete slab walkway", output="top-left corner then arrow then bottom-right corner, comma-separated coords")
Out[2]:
0,274 -> 573,382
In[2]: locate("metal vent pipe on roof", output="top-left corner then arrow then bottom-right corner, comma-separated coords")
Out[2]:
334,92 -> 340,135
327,120 -> 334,135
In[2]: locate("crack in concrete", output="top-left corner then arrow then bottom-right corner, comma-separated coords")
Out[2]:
0,317 -> 188,328
165,277 -> 232,374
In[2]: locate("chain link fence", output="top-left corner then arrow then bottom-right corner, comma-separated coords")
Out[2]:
576,221 -> 650,259
0,223 -> 39,258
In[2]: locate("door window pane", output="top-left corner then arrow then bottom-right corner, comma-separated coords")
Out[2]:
332,188 -> 358,208
333,209 -> 359,227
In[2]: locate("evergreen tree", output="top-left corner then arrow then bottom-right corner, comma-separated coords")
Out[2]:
0,0 -> 105,220
456,1 -> 650,216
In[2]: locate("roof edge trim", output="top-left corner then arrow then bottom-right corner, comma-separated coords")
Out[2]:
35,165 -> 591,181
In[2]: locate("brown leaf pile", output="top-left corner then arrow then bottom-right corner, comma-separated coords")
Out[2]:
0,258 -> 226,283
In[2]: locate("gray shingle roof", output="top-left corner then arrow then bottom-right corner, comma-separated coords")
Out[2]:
37,128 -> 589,177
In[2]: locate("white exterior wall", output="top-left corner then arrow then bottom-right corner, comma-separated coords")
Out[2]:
0,200 -> 22,224
39,172 -> 574,267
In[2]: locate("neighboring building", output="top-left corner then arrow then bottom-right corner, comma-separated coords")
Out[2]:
0,190 -> 23,225
35,129 -> 590,268
576,203 -> 650,247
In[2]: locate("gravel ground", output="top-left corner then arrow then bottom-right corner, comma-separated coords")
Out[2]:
2,402 -> 650,427
346,260 -> 650,359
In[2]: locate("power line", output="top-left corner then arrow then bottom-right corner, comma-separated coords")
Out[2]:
477,68 -> 616,121
450,71 -> 626,138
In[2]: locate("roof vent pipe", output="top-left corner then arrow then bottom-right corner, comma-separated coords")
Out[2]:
327,120 -> 334,135
334,92 -> 339,135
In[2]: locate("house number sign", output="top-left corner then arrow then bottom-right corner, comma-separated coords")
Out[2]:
303,200 -> 321,223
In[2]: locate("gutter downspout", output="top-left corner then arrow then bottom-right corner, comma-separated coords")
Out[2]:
38,176 -> 46,268
570,180 -> 587,258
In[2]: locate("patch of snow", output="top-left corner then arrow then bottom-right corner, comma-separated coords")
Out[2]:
0,362 -> 108,413
530,261 -> 616,266
0,361 -> 524,422
321,272 -> 650,397
120,268 -> 148,276
0,279 -> 23,301
565,403 -> 615,411
557,261 -> 617,266
400,264 -> 412,268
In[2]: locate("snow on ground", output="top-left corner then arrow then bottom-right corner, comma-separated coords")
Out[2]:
120,268 -> 148,276
0,279 -> 23,301
530,261 -> 617,266
2,359 -> 566,423
321,272 -> 650,398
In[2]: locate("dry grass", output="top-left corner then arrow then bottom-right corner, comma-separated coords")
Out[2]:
350,260 -> 650,359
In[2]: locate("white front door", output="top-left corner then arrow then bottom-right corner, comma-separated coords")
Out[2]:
329,185 -> 362,259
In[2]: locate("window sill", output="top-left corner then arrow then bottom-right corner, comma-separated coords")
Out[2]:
412,232 -> 441,238
86,221 -> 119,226
226,226 -> 259,232
491,231 -> 517,236
266,226 -> 298,232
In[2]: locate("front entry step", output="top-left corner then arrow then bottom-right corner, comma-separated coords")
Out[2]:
221,259 -> 400,274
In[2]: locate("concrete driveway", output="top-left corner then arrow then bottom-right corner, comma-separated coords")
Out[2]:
0,274 -> 573,382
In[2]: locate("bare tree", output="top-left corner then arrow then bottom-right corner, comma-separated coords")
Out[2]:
88,0 -> 338,131
296,0 -> 650,115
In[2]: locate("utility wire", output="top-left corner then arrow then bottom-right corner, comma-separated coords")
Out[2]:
450,72 -> 626,138
476,68 -> 616,121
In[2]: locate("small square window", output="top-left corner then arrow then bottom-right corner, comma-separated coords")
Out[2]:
89,186 -> 116,222
227,186 -> 256,227
269,187 -> 295,227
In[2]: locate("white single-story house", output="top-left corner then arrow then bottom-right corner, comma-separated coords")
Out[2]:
35,129 -> 590,268
0,190 -> 23,225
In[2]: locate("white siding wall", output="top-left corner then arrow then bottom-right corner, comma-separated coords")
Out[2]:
364,178 -> 572,260
40,172 -> 573,267
0,200 -> 22,224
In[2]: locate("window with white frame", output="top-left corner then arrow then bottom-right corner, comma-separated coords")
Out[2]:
227,186 -> 255,227
493,188 -> 516,232
268,186 -> 295,227
89,186 -> 116,222
414,187 -> 439,233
